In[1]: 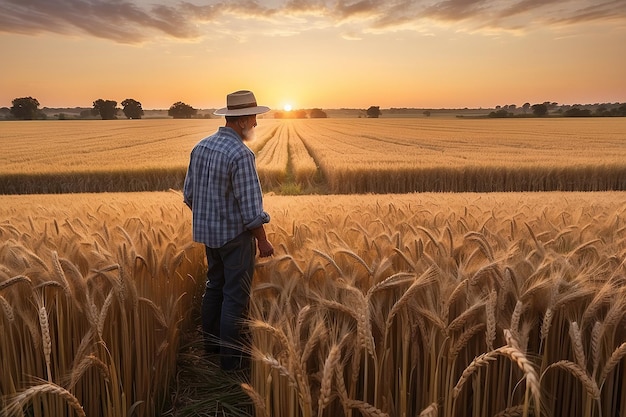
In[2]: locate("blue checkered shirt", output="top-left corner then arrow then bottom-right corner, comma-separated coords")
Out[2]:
183,127 -> 269,248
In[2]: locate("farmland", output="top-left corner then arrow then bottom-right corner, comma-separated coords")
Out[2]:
1,118 -> 626,417
1,118 -> 625,194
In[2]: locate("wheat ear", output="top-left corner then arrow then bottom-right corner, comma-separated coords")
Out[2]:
318,344 -> 342,417
569,321 -> 587,370
449,323 -> 486,359
543,360 -> 600,399
540,308 -> 553,341
5,383 -> 86,417
485,290 -> 497,350
591,321 -> 602,378
0,275 -> 32,291
241,383 -> 268,417
453,350 -> 498,398
419,402 -> 438,417
0,295 -> 15,323
38,305 -> 53,382
600,341 -> 626,384
510,300 -> 524,336
342,398 -> 389,417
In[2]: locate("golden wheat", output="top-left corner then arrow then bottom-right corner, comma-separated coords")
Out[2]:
0,191 -> 203,417
3,190 -> 626,417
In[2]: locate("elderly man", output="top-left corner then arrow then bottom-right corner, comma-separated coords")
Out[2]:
183,90 -> 274,371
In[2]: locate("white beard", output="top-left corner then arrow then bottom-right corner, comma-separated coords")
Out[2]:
242,126 -> 256,142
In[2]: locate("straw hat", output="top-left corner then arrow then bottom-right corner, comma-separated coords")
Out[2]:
213,90 -> 270,116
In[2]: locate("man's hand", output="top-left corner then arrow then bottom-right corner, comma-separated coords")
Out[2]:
257,239 -> 274,258
251,225 -> 274,257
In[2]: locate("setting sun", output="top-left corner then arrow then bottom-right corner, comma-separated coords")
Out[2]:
283,104 -> 292,112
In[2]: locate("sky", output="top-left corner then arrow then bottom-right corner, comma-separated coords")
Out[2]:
1,0 -> 625,110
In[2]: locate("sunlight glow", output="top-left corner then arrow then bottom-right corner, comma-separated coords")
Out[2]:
283,103 -> 292,112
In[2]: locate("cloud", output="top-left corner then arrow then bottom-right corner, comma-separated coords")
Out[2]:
0,0 -> 202,43
0,0 -> 624,43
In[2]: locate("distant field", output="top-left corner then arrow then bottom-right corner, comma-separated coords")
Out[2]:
1,118 -> 625,194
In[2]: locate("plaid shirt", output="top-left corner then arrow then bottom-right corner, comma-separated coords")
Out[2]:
183,127 -> 269,248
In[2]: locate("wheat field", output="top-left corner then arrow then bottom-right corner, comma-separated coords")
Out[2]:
0,192 -> 204,417
2,118 -> 625,194
2,191 -> 626,417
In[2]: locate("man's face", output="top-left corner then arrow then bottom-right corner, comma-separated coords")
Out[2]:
240,115 -> 257,142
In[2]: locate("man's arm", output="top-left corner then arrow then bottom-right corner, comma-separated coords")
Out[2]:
250,225 -> 274,257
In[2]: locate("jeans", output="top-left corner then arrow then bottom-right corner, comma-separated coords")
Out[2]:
202,231 -> 256,371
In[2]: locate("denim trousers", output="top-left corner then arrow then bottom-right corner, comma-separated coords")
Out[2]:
202,231 -> 256,370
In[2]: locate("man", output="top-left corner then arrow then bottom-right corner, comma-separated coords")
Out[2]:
183,90 -> 274,371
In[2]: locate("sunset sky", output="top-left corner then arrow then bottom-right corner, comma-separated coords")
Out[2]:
1,0 -> 625,111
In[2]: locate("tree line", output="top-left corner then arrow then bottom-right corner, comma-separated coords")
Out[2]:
3,97 -> 625,121
3,97 -> 200,120
488,101 -> 626,118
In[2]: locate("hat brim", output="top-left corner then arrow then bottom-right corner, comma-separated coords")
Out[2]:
213,105 -> 270,116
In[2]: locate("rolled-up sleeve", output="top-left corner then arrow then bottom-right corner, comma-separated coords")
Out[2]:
182,158 -> 194,209
232,152 -> 269,230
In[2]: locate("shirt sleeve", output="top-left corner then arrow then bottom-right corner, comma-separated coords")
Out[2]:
182,155 -> 194,209
231,152 -> 269,230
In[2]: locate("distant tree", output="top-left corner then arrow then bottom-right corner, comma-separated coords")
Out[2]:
168,101 -> 197,119
563,107 -> 592,117
10,96 -> 40,120
489,109 -> 511,118
309,108 -> 327,118
0,107 -> 10,119
92,99 -> 118,120
594,106 -> 605,116
522,103 -> 531,114
531,103 -> 548,117
423,110 -> 431,117
366,106 -> 382,118
293,109 -> 307,119
121,98 -> 144,119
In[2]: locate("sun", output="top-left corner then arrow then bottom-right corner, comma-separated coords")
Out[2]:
283,103 -> 292,112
